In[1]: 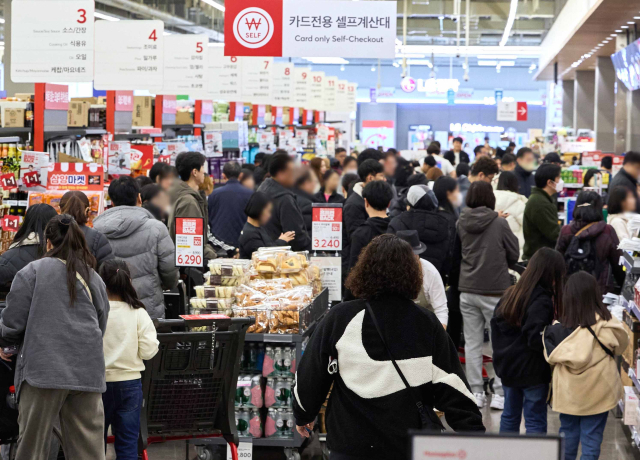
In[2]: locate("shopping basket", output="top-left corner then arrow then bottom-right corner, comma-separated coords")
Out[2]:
138,315 -> 253,460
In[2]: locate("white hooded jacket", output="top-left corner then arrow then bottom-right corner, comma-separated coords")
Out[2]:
494,190 -> 528,260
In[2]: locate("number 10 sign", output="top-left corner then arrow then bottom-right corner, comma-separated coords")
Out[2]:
175,217 -> 204,267
312,204 -> 343,251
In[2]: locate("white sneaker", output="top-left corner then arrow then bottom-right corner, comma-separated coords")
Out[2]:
490,394 -> 505,410
474,392 -> 486,408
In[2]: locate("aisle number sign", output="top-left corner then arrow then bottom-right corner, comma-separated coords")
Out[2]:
175,217 -> 204,267
336,80 -> 348,112
293,68 -> 311,109
242,57 -> 273,105
224,0 -> 397,58
312,205 -> 342,251
94,20 -> 164,91
347,83 -> 358,113
208,47 -> 243,101
272,62 -> 295,107
12,0 -> 95,82
308,71 -> 325,111
163,34 -> 208,97
324,76 -> 338,113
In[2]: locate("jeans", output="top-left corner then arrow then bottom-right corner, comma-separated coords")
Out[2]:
559,412 -> 609,460
102,379 -> 142,460
459,293 -> 503,396
500,384 -> 548,434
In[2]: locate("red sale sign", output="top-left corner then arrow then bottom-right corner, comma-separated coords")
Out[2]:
175,217 -> 205,267
130,144 -> 154,170
1,215 -> 20,233
115,91 -> 134,111
0,173 -> 18,189
162,96 -> 177,114
311,205 -> 343,251
516,102 -> 528,121
47,163 -> 104,191
44,84 -> 69,110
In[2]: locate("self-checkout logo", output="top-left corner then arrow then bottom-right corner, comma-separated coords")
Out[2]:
233,7 -> 275,49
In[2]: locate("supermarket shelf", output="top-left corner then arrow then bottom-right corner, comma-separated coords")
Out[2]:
0,127 -> 32,135
245,333 -> 303,343
43,128 -> 107,140
113,132 -> 165,141
629,369 -> 640,394
563,183 -> 583,189
621,252 -> 640,274
0,137 -> 22,143
162,124 -> 204,130
191,436 -> 299,447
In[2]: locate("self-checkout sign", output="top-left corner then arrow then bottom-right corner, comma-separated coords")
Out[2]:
1,215 -> 20,232
0,173 -> 17,189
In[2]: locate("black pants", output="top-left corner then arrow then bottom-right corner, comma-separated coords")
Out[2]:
446,286 -> 463,349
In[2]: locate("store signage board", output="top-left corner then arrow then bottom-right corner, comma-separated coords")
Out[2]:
242,57 -> 273,105
411,432 -> 562,460
115,91 -> 134,111
20,151 -> 48,190
293,68 -> 310,109
224,0 -> 396,58
323,77 -> 338,112
347,82 -> 358,113
310,256 -> 341,302
175,217 -> 204,267
497,101 -> 528,122
312,204 -> 342,251
11,0 -> 94,82
163,34 -> 208,97
336,80 -> 348,113
208,47 -> 243,102
94,20 -> 164,91
308,71 -> 325,111
272,62 -> 295,107
47,163 -> 104,191
44,84 -> 70,111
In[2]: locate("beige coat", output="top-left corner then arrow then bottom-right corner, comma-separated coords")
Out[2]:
544,316 -> 628,416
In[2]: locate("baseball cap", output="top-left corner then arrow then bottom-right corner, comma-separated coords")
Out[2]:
544,152 -> 565,165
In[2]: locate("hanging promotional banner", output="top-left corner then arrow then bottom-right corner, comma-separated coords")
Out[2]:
308,71 -> 325,111
107,141 -> 131,175
163,34 -> 208,97
323,76 -> 338,113
224,0 -> 396,58
208,47 -> 243,101
47,163 -> 104,191
12,0 -> 95,83
94,20 -> 164,91
272,62 -> 295,107
293,68 -> 310,108
242,57 -> 273,105
20,151 -> 49,189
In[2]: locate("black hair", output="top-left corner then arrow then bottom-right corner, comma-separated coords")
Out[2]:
509,142 -> 517,148
109,175 -> 140,207
583,168 -> 601,187
140,184 -> 164,204
573,191 -> 604,223
240,168 -> 255,185
560,271 -> 611,328
407,173 -> 429,187
99,259 -> 146,310
60,191 -> 90,226
343,156 -> 357,169
386,148 -> 398,156
470,157 -> 499,178
623,151 -> 640,165
335,147 -> 347,155
358,159 -> 384,182
497,171 -> 519,193
608,186 -> 633,215
323,169 -> 339,183
432,141 -> 441,148
295,169 -> 314,189
427,143 -> 440,155
501,152 -> 516,166
516,147 -> 533,159
600,156 -> 613,170
473,145 -> 483,154
149,162 -> 177,184
433,176 -> 459,216
393,157 -> 414,187
175,151 -> 206,182
223,161 -> 242,180
424,155 -> 437,168
534,163 -> 561,189
254,152 -> 266,166
466,181 -> 496,210
453,137 -> 463,144
357,148 -> 383,166
456,162 -> 470,177
12,203 -> 58,256
243,164 -> 256,172
135,175 -> 153,189
269,151 -> 293,177
244,191 -> 270,220
45,214 -> 96,306
342,173 -> 359,193
362,180 -> 394,211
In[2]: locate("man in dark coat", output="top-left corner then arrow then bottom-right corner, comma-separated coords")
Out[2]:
608,151 -> 640,212
444,137 -> 470,166
513,147 -> 537,198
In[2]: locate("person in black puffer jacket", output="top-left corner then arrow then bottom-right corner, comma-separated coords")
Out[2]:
387,185 -> 455,280
60,191 -> 114,267
491,247 -> 566,434
293,169 -> 320,234
0,203 -> 58,296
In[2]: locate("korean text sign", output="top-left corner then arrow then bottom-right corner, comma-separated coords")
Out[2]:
225,0 -> 396,58
312,205 -> 342,251
175,217 -> 204,267
47,163 -> 103,191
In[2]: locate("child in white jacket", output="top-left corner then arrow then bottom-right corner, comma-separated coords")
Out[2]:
99,259 -> 159,459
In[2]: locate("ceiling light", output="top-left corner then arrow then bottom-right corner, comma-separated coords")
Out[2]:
611,34 -> 618,37
94,11 -> 120,21
392,61 -> 400,68
407,59 -> 433,67
478,60 -> 498,66
200,0 -> 225,12
371,65 -> 376,72
340,65 -> 345,71
621,26 -> 629,29
615,29 -> 623,32
303,57 -> 349,64
497,61 -> 515,66
499,0 -> 518,46
634,17 -> 640,20
629,22 -> 636,24
0,18 -> 5,24
478,55 -> 518,60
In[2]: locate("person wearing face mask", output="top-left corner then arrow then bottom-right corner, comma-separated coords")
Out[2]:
141,184 -> 171,224
513,148 -> 537,198
608,152 -> 640,213
522,164 -> 562,261
607,186 -> 638,240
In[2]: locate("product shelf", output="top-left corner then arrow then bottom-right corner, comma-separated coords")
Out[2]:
162,124 -> 204,130
0,127 -> 32,135
43,128 -> 107,140
622,252 -> 640,275
629,369 -> 640,394
245,333 -> 304,343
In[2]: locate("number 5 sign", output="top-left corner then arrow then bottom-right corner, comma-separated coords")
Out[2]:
175,217 -> 204,267
312,204 -> 343,251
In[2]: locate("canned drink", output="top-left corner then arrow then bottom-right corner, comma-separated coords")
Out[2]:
285,409 -> 294,438
249,375 -> 263,408
264,377 -> 276,408
236,409 -> 249,437
263,347 -> 276,377
281,347 -> 292,376
248,408 -> 263,437
274,347 -> 284,375
265,408 -> 278,437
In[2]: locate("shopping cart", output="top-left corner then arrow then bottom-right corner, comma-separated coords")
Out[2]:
136,315 -> 253,460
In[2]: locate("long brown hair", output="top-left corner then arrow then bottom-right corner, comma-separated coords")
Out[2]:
559,271 -> 611,329
45,214 -> 96,305
59,191 -> 89,226
310,157 -> 326,188
99,259 -> 145,309
498,247 -> 566,327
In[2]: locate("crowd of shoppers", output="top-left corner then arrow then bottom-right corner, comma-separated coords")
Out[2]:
0,140 -> 635,460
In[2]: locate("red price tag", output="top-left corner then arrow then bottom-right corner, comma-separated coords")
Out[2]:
22,171 -> 41,187
158,155 -> 172,164
1,215 -> 20,232
179,314 -> 229,321
0,173 -> 17,189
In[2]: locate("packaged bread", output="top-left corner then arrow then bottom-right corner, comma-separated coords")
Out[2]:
280,252 -> 303,273
214,286 -> 236,298
286,270 -> 309,286
254,254 -> 278,274
268,308 -> 300,334
232,304 -> 274,333
208,259 -> 251,276
189,297 -> 235,311
249,278 -> 293,294
235,284 -> 268,307
206,273 -> 245,287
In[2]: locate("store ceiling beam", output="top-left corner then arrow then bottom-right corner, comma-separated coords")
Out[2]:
397,17 -> 549,32
396,0 -> 555,19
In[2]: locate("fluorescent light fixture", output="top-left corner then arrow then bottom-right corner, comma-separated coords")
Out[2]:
0,18 -> 5,24
94,11 -> 120,21
629,21 -> 636,24
478,55 -> 517,60
621,26 -> 629,29
340,64 -> 345,71
611,34 -> 618,37
635,17 -> 640,19
208,42 -> 224,47
303,57 -> 349,64
201,0 -> 225,12
499,0 -> 518,46
163,31 -> 172,36
370,65 -> 376,72
478,60 -> 498,66
392,61 -> 400,67
497,61 -> 515,66
615,29 -> 623,32
407,59 -> 433,67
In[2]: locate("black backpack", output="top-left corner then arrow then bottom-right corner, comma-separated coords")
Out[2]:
564,223 -> 598,277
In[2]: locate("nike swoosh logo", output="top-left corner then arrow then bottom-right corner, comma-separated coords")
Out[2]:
336,310 -> 475,402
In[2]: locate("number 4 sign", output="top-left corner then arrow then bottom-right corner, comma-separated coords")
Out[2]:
175,217 -> 204,267
312,204 -> 343,251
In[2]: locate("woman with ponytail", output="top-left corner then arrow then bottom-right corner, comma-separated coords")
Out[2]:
0,214 -> 109,460
99,259 -> 158,458
60,191 -> 114,267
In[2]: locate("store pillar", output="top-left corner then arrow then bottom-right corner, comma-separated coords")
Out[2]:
594,57 -> 616,152
573,70 -> 595,132
562,80 -> 574,129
